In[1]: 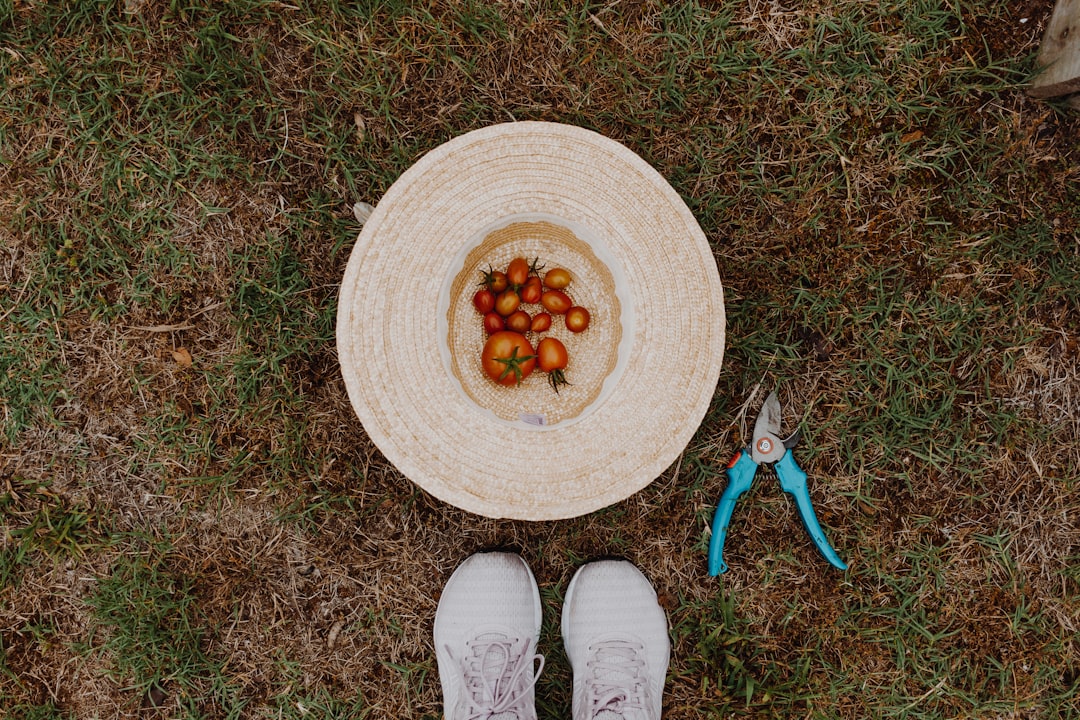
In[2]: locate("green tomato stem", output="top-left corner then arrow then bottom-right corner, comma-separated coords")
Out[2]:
495,346 -> 537,385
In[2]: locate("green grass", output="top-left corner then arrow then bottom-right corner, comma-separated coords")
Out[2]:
1,0 -> 1078,717
1,479 -> 102,591
79,542 -> 247,718
0,702 -> 71,720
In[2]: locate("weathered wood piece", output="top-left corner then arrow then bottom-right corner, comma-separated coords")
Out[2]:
1030,0 -> 1080,99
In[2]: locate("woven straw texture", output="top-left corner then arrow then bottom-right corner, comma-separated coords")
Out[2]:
445,220 -> 621,426
337,121 -> 725,520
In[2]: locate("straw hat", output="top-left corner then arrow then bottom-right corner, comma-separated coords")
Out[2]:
337,121 -> 724,520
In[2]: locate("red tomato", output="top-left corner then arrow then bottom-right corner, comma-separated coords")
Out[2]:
483,312 -> 505,335
565,306 -> 590,332
541,289 -> 572,314
543,268 -> 572,290
520,276 -> 542,304
536,337 -> 569,393
530,312 -> 552,333
506,257 -> 530,287
481,331 -> 536,386
473,289 -> 495,314
506,310 -> 531,333
494,289 -> 521,317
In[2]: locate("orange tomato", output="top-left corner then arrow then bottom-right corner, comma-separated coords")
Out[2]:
543,267 -> 572,290
565,306 -> 590,332
506,257 -> 530,287
482,267 -> 508,293
481,332 -> 536,386
541,289 -> 572,314
494,289 -> 521,317
506,310 -> 531,333
530,312 -> 552,333
536,337 -> 569,393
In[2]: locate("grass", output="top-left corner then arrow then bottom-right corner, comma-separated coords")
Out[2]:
80,545 -> 247,718
1,0 -> 1078,717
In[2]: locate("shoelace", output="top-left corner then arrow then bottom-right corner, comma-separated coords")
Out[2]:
449,634 -> 545,720
584,638 -> 650,720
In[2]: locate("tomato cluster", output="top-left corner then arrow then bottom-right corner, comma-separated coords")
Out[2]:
472,256 -> 591,392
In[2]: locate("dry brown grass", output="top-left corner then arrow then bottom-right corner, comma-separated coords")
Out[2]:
2,0 -> 1078,718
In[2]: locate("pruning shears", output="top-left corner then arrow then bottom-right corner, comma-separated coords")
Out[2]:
708,390 -> 848,575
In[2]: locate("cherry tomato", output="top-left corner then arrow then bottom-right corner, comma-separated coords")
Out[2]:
506,310 -> 531,333
541,289 -> 572,314
494,289 -> 521,316
486,269 -> 509,293
530,312 -> 552,333
483,312 -> 505,335
473,289 -> 495,314
520,276 -> 542,304
506,257 -> 530,288
565,306 -> 590,333
536,337 -> 569,393
481,331 -> 536,386
536,337 -> 568,372
544,268 -> 572,290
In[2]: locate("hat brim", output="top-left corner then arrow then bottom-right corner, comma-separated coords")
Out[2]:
337,122 -> 725,520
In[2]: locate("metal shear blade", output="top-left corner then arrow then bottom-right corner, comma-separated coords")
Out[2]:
750,391 -> 786,464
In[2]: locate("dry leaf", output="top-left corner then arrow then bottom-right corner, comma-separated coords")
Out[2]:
352,201 -> 374,225
354,111 -> 366,142
327,620 -> 344,649
172,347 -> 193,367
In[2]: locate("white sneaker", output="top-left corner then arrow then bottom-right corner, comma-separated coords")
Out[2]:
561,560 -> 670,720
434,552 -> 545,720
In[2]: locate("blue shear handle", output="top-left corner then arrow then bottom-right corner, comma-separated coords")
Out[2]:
708,451 -> 757,576
775,450 -> 848,571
